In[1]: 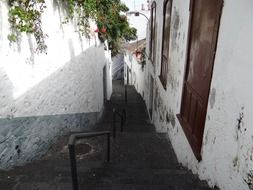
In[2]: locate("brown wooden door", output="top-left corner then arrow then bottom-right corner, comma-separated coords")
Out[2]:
178,0 -> 223,160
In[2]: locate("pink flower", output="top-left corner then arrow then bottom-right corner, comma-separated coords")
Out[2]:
101,27 -> 106,33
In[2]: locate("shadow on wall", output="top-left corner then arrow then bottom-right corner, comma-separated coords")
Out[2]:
52,0 -> 69,15
51,0 -> 67,37
0,45 -> 106,170
1,45 -> 106,117
0,69 -> 14,113
68,39 -> 75,58
27,34 -> 35,64
0,2 -> 2,50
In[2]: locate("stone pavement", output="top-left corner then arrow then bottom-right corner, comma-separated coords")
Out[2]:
0,80 -> 216,190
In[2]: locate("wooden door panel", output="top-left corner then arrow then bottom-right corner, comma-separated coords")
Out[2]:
187,0 -> 222,99
189,93 -> 197,132
181,85 -> 191,123
178,0 -> 223,160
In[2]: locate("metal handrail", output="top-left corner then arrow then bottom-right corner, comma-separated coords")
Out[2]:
68,131 -> 111,190
112,108 -> 126,139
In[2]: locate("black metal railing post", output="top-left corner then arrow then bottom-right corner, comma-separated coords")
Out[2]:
107,133 -> 110,162
122,109 -> 126,132
125,85 -> 127,103
120,114 -> 123,132
68,144 -> 79,190
112,108 -> 126,137
122,109 -> 126,124
113,109 -> 116,139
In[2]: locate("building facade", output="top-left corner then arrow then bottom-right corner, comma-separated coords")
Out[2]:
125,0 -> 253,189
0,0 -> 112,169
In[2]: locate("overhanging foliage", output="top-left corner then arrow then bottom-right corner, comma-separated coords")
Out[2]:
7,0 -> 137,55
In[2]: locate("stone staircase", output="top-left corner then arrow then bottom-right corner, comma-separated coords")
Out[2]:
0,81 -> 215,190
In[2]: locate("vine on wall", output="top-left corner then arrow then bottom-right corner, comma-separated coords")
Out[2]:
8,0 -> 47,53
7,0 -> 137,56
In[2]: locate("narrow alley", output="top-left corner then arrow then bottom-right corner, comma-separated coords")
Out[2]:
1,0 -> 253,189
0,81 -> 214,190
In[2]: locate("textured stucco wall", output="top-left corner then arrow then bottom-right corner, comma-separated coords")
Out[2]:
128,0 -> 253,189
124,52 -> 146,98
0,0 -> 112,169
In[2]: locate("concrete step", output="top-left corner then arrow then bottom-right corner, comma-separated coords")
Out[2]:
9,162 -> 210,190
13,181 -> 211,190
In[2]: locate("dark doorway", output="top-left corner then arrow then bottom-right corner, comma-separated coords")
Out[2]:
177,0 -> 223,160
103,65 -> 107,102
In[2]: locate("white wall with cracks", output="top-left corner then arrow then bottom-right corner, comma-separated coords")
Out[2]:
0,0 -> 112,169
126,0 -> 253,189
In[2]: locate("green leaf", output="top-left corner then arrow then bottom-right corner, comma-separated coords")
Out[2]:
7,34 -> 17,42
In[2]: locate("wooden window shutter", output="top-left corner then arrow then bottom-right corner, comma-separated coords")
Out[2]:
159,0 -> 173,89
149,2 -> 156,63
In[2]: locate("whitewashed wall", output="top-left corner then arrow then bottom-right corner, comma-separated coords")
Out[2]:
128,0 -> 253,189
0,0 -> 112,169
124,52 -> 146,97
